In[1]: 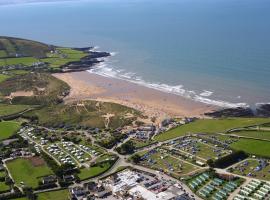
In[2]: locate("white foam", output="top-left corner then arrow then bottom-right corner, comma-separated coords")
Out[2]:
200,90 -> 213,97
110,52 -> 118,56
88,58 -> 249,108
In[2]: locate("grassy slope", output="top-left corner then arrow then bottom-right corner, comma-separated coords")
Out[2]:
0,121 -> 20,141
232,130 -> 270,140
26,100 -> 141,129
0,57 -> 39,67
37,189 -> 69,200
0,74 -> 9,83
0,104 -> 31,116
0,182 -> 9,192
41,47 -> 87,68
6,158 -> 53,188
0,73 -> 70,105
78,161 -> 112,180
155,118 -> 270,142
0,36 -> 51,58
230,139 -> 270,157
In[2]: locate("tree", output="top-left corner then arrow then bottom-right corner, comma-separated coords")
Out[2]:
117,141 -> 135,155
131,154 -> 141,164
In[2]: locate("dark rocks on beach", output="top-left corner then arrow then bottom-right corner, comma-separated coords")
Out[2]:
256,104 -> 270,117
61,49 -> 111,72
206,104 -> 270,118
205,107 -> 254,118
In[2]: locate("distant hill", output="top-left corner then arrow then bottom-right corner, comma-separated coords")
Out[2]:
0,36 -> 52,58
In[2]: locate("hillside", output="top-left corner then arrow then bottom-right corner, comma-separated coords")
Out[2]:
0,36 -> 52,58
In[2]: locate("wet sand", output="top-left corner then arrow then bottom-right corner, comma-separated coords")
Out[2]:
53,71 -> 216,120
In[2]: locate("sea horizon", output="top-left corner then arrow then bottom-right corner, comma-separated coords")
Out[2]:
0,0 -> 270,108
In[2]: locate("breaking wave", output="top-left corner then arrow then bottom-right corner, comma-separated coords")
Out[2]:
88,55 -> 248,108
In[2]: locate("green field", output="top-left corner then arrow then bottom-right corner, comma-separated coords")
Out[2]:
0,171 -> 5,178
0,74 -> 9,83
0,50 -> 7,58
6,158 -> 53,188
155,118 -> 270,142
0,104 -> 31,116
231,130 -> 270,140
78,161 -> 113,180
230,139 -> 270,157
37,189 -> 69,200
0,121 -> 20,141
0,57 -> 38,67
0,181 -> 10,192
41,47 -> 87,68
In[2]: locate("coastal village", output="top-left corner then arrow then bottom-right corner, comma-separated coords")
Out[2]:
1,37 -> 270,200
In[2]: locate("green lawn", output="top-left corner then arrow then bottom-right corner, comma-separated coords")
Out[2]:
155,118 -> 270,142
78,161 -> 113,180
0,121 -> 21,141
37,189 -> 69,200
232,130 -> 270,140
10,198 -> 28,200
0,104 -> 31,116
0,181 -> 10,192
6,158 -> 53,188
230,139 -> 270,157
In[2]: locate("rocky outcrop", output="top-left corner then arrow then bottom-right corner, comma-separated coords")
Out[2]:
205,107 -> 254,118
256,104 -> 270,117
61,50 -> 111,72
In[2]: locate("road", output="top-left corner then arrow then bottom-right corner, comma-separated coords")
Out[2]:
12,124 -> 270,200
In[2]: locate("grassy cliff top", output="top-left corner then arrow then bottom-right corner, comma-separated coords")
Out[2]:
0,36 -> 52,58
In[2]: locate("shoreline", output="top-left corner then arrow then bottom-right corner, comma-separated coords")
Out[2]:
53,71 -> 217,121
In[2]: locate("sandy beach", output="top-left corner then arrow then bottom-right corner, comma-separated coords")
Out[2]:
53,71 -> 216,121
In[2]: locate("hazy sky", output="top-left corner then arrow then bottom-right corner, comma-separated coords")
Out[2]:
0,0 -> 74,5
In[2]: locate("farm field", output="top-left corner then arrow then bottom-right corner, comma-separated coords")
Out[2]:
41,47 -> 87,69
231,130 -> 270,140
0,121 -> 20,141
6,157 -> 53,188
0,104 -> 31,116
37,189 -> 69,200
0,57 -> 39,67
155,118 -> 270,142
230,139 -> 270,157
229,159 -> 270,181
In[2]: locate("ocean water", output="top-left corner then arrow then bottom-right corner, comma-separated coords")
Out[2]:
0,0 -> 270,108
